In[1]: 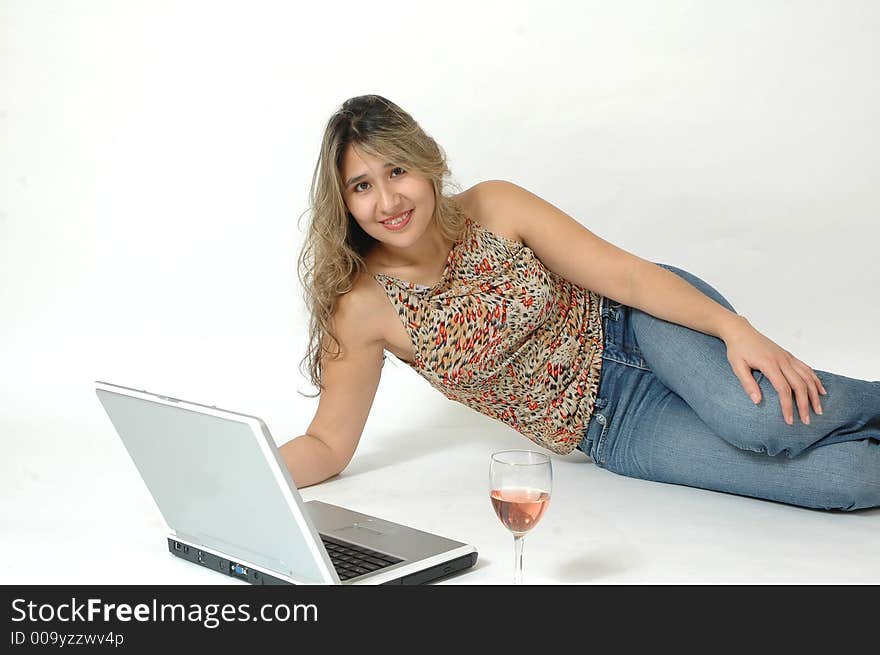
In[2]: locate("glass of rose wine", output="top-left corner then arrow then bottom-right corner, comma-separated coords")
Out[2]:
489,450 -> 552,584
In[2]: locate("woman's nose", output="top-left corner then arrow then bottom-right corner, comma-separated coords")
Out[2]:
378,188 -> 402,210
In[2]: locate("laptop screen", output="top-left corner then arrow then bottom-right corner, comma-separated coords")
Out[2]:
96,387 -> 332,583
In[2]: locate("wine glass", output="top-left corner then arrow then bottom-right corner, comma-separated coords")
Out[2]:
489,450 -> 552,584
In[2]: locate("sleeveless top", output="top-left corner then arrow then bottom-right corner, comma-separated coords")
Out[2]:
373,214 -> 605,456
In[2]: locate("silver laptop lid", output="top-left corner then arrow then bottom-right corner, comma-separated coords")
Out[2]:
95,381 -> 338,584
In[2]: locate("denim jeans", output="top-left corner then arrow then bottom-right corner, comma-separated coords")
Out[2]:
577,263 -> 880,511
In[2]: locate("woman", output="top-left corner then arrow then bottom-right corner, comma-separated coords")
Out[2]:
281,94 -> 880,511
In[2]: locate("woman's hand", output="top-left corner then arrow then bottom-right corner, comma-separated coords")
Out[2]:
720,316 -> 827,425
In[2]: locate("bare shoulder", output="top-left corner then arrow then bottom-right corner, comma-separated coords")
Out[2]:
459,180 -> 527,244
331,272 -> 388,347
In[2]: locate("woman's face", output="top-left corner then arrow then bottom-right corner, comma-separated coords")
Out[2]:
339,143 -> 436,250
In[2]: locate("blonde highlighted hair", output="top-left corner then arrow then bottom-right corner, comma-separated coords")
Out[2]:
297,95 -> 468,397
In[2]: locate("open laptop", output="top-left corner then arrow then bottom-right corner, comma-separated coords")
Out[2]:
95,381 -> 478,585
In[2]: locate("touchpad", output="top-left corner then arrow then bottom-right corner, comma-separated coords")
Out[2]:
332,522 -> 387,537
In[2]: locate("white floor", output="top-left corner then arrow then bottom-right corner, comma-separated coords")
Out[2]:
2,407 -> 878,586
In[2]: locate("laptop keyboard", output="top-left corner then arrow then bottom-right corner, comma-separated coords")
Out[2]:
320,534 -> 403,581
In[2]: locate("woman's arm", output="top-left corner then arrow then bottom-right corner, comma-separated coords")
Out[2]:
474,179 -> 743,339
473,180 -> 826,426
280,286 -> 385,487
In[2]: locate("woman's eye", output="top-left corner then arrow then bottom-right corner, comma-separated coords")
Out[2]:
354,167 -> 406,193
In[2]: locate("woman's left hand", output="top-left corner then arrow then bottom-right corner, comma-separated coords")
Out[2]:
721,316 -> 827,425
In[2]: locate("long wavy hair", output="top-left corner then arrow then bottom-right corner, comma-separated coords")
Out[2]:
297,95 -> 469,397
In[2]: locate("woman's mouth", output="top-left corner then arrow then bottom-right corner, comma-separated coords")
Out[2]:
380,209 -> 413,231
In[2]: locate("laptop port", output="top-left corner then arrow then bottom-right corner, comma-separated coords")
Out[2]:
198,551 -> 205,564
174,542 -> 182,551
230,563 -> 248,577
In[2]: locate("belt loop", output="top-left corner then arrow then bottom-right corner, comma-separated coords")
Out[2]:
600,296 -> 622,321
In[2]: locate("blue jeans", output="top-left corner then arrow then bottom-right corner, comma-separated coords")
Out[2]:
577,263 -> 880,511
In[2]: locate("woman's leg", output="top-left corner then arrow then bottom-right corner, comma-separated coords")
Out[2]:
606,263 -> 880,510
598,376 -> 880,510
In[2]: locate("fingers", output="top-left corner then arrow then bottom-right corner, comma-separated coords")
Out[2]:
790,359 -> 824,416
733,360 -> 761,403
771,358 -> 824,425
736,354 -> 826,426
761,366 -> 792,425
779,360 -> 812,424
763,368 -> 796,425
786,349 -> 827,395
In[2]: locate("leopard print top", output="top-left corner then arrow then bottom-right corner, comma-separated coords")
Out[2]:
373,214 -> 605,455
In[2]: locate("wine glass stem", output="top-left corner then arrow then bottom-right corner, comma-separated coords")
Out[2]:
513,535 -> 525,585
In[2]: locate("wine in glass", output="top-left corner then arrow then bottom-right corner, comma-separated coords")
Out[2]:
489,450 -> 552,584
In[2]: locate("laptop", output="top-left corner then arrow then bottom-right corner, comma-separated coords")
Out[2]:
95,380 -> 478,585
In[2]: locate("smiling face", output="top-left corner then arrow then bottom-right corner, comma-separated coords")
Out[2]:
339,143 -> 437,252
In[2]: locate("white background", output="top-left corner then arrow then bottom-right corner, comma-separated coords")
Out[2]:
2,0 -> 878,585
